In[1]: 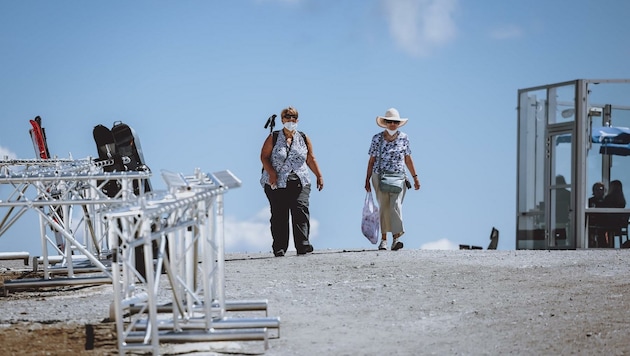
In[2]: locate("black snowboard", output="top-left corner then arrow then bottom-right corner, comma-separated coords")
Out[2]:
93,124 -> 117,164
94,122 -> 156,278
110,121 -> 152,195
93,124 -> 123,198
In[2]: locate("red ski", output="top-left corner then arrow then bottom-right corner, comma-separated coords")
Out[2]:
28,116 -> 65,252
28,116 -> 50,159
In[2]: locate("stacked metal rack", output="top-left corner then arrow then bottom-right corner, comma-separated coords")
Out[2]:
0,158 -> 279,354
0,157 -> 151,291
106,169 -> 280,355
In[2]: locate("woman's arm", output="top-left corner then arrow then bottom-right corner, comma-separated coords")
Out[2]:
260,134 -> 277,186
365,156 -> 376,192
305,136 -> 324,191
404,155 -> 421,190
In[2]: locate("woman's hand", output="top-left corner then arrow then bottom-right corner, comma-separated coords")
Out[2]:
268,170 -> 278,189
316,176 -> 324,191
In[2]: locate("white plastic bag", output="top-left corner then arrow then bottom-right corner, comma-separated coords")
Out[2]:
361,191 -> 380,244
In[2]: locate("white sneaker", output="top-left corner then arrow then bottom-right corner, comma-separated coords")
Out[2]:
391,237 -> 404,251
378,240 -> 388,250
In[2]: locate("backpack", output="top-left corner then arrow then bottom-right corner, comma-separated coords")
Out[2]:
262,130 -> 307,173
271,130 -> 306,146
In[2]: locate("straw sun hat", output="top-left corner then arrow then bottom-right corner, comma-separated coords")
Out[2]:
376,108 -> 408,128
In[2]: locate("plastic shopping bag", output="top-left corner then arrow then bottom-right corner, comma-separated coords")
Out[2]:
361,191 -> 380,244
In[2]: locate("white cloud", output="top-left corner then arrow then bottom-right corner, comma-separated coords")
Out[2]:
224,209 -> 271,253
0,146 -> 17,160
420,238 -> 459,250
382,0 -> 458,57
489,24 -> 523,40
224,207 -> 319,253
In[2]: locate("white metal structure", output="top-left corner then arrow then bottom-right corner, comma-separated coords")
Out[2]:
0,158 -> 279,353
106,169 -> 279,355
0,157 -> 150,290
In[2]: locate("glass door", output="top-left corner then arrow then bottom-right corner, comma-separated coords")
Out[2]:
548,127 -> 574,248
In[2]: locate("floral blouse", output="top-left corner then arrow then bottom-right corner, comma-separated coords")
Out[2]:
260,130 -> 311,188
368,131 -> 411,175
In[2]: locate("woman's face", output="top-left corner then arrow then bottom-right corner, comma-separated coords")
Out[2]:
282,112 -> 298,124
384,119 -> 401,128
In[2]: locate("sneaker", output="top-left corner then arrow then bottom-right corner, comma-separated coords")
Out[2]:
391,238 -> 404,251
378,240 -> 388,250
274,249 -> 285,257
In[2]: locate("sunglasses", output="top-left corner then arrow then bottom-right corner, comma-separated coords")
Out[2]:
384,119 -> 400,124
284,114 -> 298,120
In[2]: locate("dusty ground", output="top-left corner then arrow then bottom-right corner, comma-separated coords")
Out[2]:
1,249 -> 629,355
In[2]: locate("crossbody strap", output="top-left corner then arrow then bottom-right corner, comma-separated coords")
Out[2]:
278,130 -> 304,167
378,132 -> 385,173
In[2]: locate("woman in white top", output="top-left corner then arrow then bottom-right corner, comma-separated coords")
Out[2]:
260,106 -> 324,257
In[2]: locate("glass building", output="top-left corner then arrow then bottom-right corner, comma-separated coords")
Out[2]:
517,79 -> 630,249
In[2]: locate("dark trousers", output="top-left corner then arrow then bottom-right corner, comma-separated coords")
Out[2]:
264,179 -> 311,254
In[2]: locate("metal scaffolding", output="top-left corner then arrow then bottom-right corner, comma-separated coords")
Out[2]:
106,169 -> 279,355
0,157 -> 150,287
0,158 -> 280,354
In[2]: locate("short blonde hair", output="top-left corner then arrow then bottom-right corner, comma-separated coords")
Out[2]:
281,106 -> 299,118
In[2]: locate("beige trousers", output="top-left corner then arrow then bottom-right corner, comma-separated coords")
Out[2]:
371,174 -> 406,235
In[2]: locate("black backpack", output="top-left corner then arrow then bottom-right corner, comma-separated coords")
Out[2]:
271,130 -> 306,146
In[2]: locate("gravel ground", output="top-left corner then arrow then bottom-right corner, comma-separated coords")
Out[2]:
1,248 -> 629,355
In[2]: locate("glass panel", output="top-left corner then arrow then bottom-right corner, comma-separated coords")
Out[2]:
586,85 -> 630,249
586,82 -> 630,109
551,133 -> 573,248
548,84 -> 576,124
586,136 -> 605,206
587,108 -> 630,201
517,90 -> 546,212
586,82 -> 630,209
608,108 -> 630,213
517,89 -> 547,249
611,106 -> 630,127
604,107 -> 630,248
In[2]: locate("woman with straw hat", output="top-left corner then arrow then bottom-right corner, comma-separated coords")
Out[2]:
365,108 -> 420,251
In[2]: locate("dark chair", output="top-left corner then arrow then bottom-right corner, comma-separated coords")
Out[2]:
459,244 -> 483,250
588,224 -> 607,248
607,213 -> 629,248
459,227 -> 499,250
487,227 -> 499,250
591,213 -> 630,248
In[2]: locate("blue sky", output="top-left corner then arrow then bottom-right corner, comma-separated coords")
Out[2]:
1,0 -> 629,255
